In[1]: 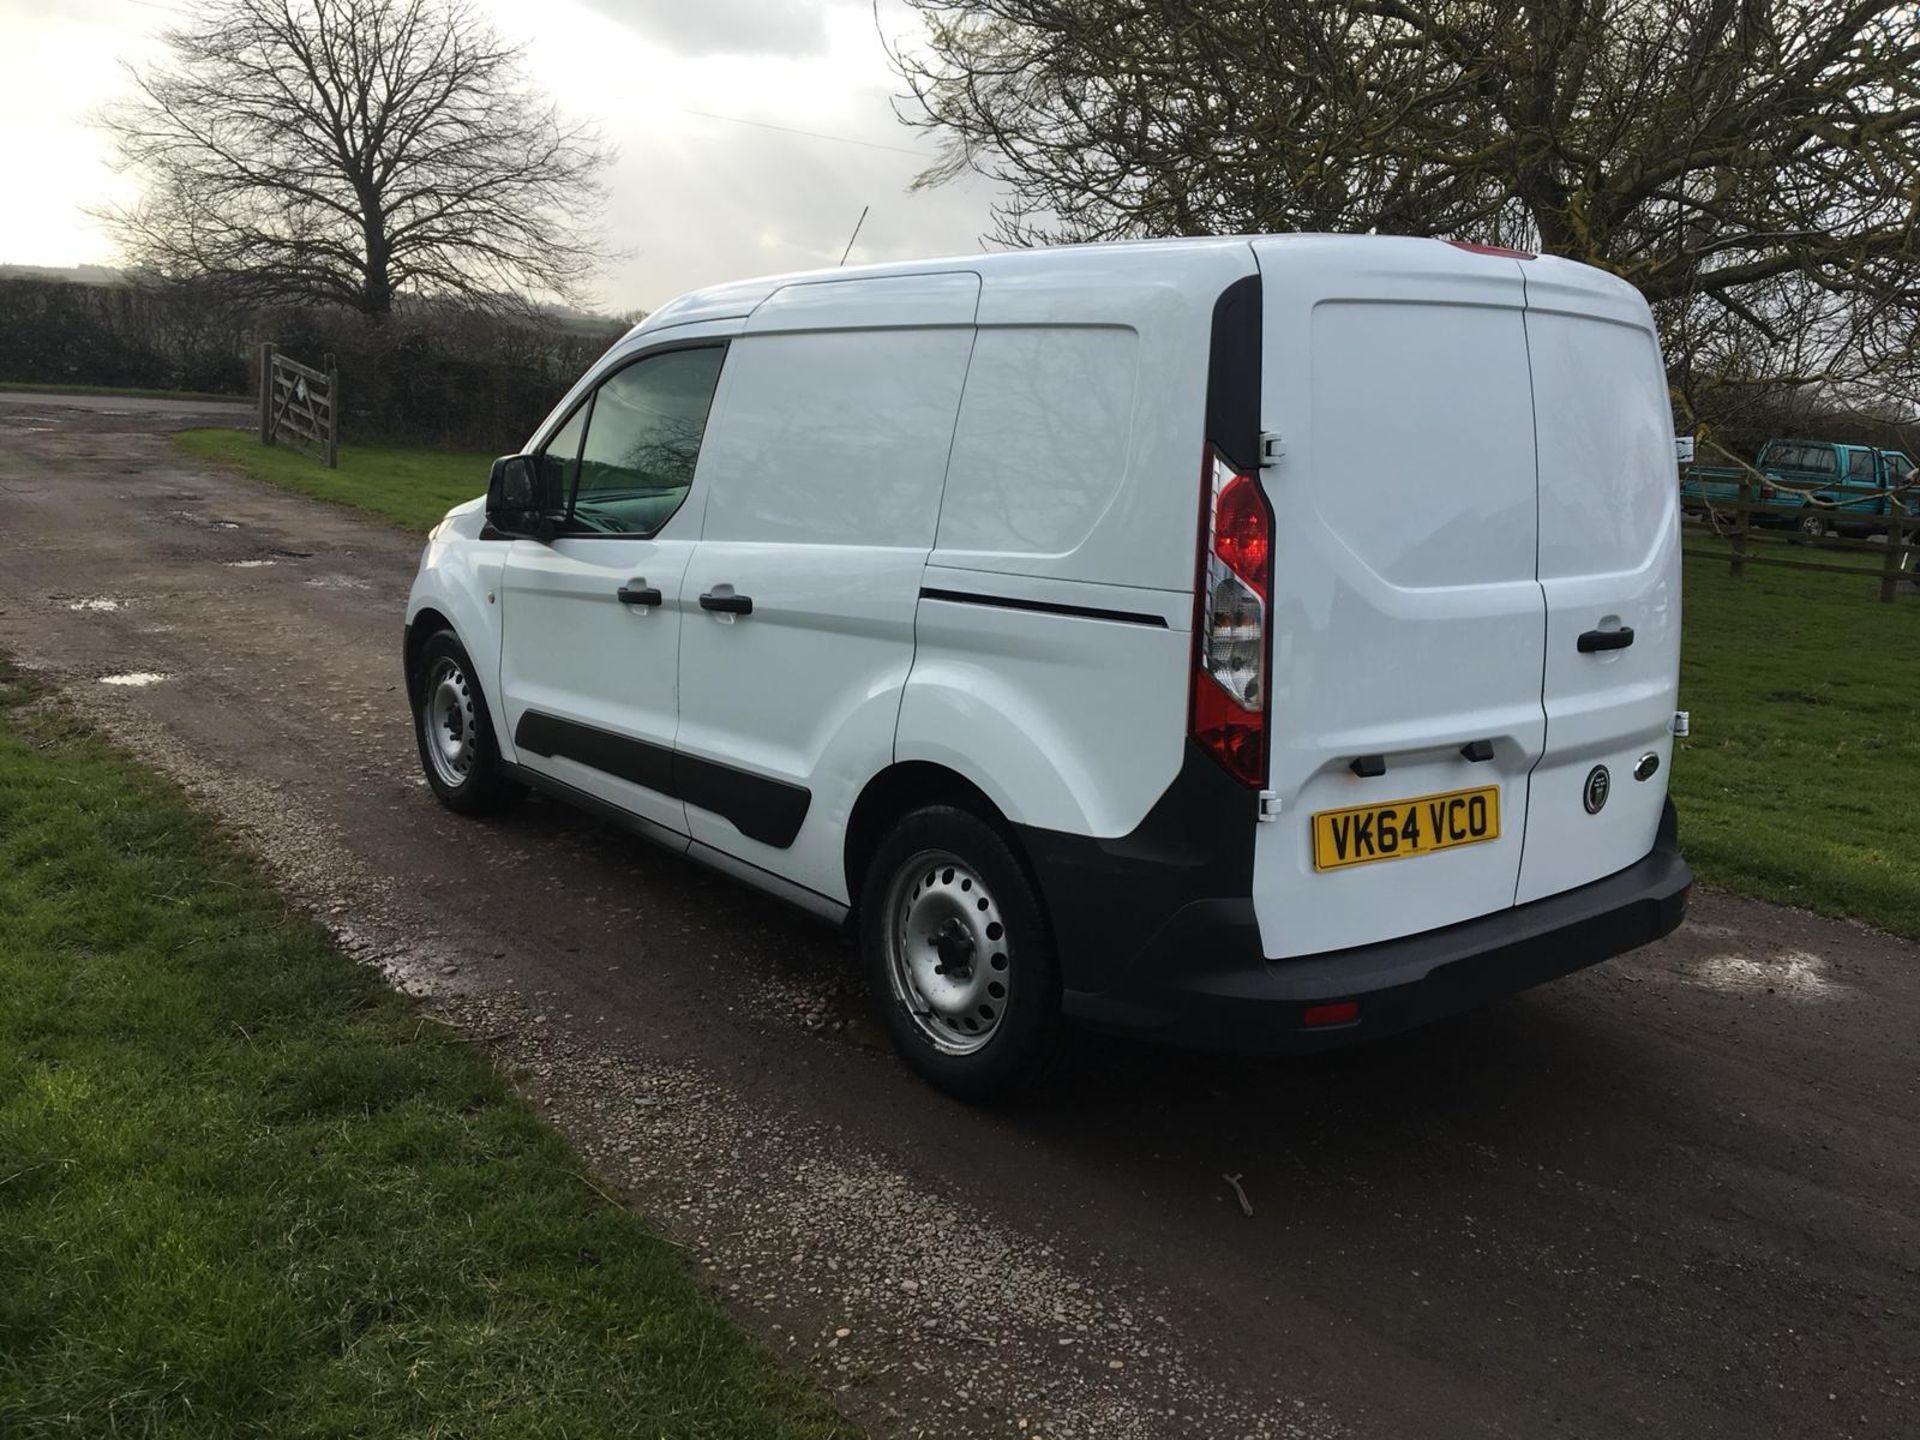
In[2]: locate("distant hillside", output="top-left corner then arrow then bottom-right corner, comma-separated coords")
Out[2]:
0,263 -> 132,286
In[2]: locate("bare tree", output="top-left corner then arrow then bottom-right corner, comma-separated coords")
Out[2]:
893,1 -> 1920,417
98,0 -> 612,316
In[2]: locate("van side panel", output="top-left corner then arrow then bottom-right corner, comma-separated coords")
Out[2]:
898,244 -> 1256,842
930,242 -> 1257,595
674,309 -> 977,903
898,576 -> 1192,836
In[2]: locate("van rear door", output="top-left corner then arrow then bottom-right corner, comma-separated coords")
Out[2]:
1246,237 -> 1547,957
1514,259 -> 1680,903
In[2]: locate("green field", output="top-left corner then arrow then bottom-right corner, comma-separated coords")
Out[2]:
176,428 -> 491,532
173,428 -> 1920,938
1673,555 -> 1920,937
0,660 -> 853,1440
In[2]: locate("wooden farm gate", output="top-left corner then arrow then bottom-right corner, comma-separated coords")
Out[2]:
256,343 -> 338,468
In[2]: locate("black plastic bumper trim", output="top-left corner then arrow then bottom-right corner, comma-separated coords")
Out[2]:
1054,813 -> 1690,1054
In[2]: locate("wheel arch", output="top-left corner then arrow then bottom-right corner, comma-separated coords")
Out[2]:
403,606 -> 457,708
844,761 -> 1032,918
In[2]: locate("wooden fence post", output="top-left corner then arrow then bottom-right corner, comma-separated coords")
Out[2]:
1881,497 -> 1907,604
1731,476 -> 1750,581
322,351 -> 339,469
257,342 -> 275,446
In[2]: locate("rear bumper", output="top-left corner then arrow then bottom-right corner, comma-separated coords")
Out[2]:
1057,803 -> 1691,1053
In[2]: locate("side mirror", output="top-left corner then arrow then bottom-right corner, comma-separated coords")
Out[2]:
485,454 -> 556,540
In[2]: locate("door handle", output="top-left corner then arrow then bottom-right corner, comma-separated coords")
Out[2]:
699,590 -> 753,615
1577,626 -> 1635,653
616,583 -> 663,606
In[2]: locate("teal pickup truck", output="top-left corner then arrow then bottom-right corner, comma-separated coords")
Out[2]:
1682,439 -> 1915,536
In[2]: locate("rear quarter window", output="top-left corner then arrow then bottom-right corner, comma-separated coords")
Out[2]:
693,327 -> 975,546
934,326 -> 1140,558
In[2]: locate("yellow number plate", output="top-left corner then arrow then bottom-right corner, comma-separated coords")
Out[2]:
1311,786 -> 1501,872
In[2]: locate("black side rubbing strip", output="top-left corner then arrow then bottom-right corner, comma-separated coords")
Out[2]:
918,587 -> 1168,628
513,711 -> 811,849
1206,272 -> 1263,473
673,752 -> 811,849
515,711 -> 675,795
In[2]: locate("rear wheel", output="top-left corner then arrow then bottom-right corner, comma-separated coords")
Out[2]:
860,806 -> 1060,1100
412,629 -> 520,814
1797,508 -> 1828,539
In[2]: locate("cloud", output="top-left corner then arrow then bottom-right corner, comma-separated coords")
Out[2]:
597,82 -> 996,310
0,0 -> 1005,308
575,0 -> 833,57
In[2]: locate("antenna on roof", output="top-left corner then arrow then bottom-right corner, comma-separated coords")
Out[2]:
838,205 -> 870,266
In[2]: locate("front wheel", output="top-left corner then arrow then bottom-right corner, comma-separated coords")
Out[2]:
859,806 -> 1061,1101
412,629 -> 520,814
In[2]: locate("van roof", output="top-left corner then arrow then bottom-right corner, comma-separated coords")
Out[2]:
629,235 -> 1250,336
628,233 -> 1612,339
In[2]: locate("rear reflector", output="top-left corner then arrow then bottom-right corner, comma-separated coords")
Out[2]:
1444,239 -> 1538,260
1303,1001 -> 1360,1028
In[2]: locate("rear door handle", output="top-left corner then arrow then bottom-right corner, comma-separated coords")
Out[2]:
1578,626 -> 1635,653
699,591 -> 753,615
617,583 -> 663,606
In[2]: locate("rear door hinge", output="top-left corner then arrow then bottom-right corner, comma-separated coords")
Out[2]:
1671,710 -> 1691,737
1259,432 -> 1285,469
1258,790 -> 1282,822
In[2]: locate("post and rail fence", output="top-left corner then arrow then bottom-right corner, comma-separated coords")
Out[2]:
1681,480 -> 1917,604
256,342 -> 338,468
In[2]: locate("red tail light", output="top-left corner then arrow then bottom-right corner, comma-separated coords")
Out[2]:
1191,445 -> 1273,787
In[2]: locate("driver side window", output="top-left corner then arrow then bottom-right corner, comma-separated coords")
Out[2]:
559,345 -> 727,537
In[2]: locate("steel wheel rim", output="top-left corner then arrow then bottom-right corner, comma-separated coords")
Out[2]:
423,656 -> 478,788
1799,512 -> 1824,535
883,848 -> 1011,1056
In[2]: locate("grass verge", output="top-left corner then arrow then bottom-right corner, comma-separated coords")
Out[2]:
175,428 -> 492,532
0,659 -> 854,1439
1673,554 -> 1920,938
0,381 -> 244,403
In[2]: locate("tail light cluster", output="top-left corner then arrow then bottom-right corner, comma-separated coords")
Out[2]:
1190,445 -> 1273,787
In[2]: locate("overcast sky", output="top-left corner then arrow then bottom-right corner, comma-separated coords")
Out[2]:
0,0 -> 1002,312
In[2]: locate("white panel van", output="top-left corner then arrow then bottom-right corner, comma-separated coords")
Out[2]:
404,236 -> 1692,1098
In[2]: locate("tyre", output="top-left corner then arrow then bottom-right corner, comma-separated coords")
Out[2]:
412,628 -> 520,814
1797,508 -> 1827,539
859,805 -> 1061,1101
